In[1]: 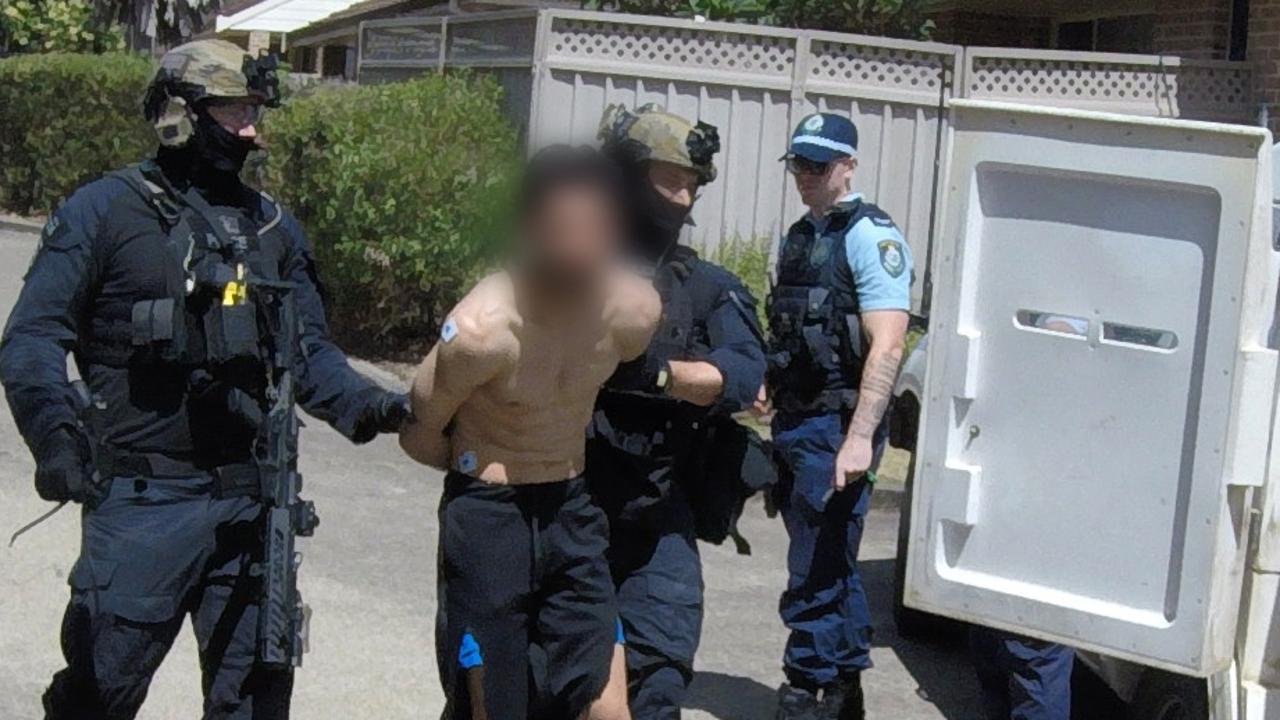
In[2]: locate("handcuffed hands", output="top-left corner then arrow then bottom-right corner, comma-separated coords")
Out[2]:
34,427 -> 96,505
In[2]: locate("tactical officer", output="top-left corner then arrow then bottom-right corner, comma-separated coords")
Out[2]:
0,40 -> 409,718
587,104 -> 767,718
759,113 -> 913,720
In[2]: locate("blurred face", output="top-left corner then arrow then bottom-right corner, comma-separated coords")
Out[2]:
205,99 -> 262,141
648,161 -> 700,210
524,182 -> 622,289
789,155 -> 856,212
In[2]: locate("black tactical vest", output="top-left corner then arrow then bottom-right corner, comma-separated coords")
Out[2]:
74,161 -> 292,472
81,161 -> 289,370
766,199 -> 868,415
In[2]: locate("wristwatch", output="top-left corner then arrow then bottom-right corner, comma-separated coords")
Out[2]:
656,361 -> 673,394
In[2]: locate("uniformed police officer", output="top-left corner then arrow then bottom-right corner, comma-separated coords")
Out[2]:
588,105 -> 767,718
0,40 -> 410,718
758,113 -> 913,720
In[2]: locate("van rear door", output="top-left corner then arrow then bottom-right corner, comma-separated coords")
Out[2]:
905,99 -> 1276,676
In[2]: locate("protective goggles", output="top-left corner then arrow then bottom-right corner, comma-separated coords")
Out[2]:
785,156 -> 832,176
204,99 -> 265,127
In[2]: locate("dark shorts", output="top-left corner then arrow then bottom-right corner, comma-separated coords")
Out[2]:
436,472 -> 617,720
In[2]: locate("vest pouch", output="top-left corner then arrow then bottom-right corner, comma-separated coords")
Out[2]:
204,302 -> 261,364
767,286 -> 834,406
130,298 -> 188,363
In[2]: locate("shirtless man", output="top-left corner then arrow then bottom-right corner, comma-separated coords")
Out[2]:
400,146 -> 660,719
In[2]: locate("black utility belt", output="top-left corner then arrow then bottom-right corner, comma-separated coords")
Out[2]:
773,389 -> 857,416
96,450 -> 262,499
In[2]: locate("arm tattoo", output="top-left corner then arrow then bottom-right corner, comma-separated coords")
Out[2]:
848,348 -> 903,440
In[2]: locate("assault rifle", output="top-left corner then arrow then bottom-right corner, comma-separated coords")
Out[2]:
249,278 -> 319,668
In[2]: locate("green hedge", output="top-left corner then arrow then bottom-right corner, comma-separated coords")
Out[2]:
0,52 -> 155,215
259,73 -> 517,357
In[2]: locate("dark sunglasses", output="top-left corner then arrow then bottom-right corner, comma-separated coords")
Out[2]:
785,156 -> 831,176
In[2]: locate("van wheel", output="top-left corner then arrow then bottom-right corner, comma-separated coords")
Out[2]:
1128,671 -> 1208,720
892,453 -> 965,642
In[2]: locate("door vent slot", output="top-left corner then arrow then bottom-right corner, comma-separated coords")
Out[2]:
1101,322 -> 1178,352
1013,310 -> 1088,337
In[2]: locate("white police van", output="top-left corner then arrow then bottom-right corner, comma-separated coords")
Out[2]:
892,99 -> 1280,720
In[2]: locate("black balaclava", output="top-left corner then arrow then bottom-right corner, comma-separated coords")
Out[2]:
156,104 -> 256,196
192,107 -> 256,175
625,162 -> 695,262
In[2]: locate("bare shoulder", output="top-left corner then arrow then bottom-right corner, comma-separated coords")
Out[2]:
441,272 -> 520,367
607,267 -> 661,329
605,267 -> 661,361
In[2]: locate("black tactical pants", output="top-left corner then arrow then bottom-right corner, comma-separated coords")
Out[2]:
43,475 -> 291,720
588,439 -> 704,720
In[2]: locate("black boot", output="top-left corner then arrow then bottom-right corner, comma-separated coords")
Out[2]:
821,673 -> 865,720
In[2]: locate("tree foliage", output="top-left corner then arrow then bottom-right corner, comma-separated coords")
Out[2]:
0,0 -> 220,54
0,0 -> 124,53
583,0 -> 935,40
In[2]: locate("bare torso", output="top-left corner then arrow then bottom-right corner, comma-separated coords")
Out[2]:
400,270 -> 660,485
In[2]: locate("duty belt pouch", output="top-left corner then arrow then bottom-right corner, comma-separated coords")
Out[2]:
686,417 -> 778,554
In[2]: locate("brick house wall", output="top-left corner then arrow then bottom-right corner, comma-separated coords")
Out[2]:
929,10 -> 1052,48
932,0 -> 1277,132
1152,0 -> 1232,59
1252,0 -> 1280,132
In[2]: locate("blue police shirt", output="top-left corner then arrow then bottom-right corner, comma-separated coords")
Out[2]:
797,192 -> 912,313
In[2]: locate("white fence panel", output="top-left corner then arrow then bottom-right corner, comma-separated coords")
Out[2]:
963,47 -> 1255,123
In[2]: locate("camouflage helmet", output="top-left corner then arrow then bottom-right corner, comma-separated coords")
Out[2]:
598,104 -> 719,184
142,39 -> 281,147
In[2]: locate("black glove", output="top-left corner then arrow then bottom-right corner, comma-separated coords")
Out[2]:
34,427 -> 96,504
351,391 -> 414,445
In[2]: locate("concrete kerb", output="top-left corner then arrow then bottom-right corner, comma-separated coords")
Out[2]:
0,214 -> 42,234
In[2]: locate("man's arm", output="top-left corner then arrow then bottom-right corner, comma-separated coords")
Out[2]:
669,278 -> 766,410
611,272 -> 662,362
0,186 -> 111,504
0,192 -> 102,456
835,310 -> 908,486
278,212 -> 405,444
399,298 -> 514,469
834,213 -> 913,489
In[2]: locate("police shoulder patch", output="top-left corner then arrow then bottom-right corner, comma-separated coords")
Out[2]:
878,239 -> 906,278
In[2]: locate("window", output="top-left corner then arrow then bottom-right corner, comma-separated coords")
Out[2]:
1054,14 -> 1156,53
321,45 -> 351,78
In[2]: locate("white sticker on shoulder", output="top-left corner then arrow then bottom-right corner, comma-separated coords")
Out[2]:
457,451 -> 478,474
440,318 -> 458,343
